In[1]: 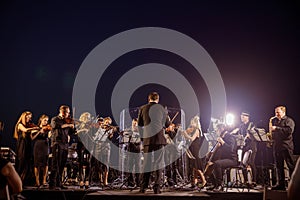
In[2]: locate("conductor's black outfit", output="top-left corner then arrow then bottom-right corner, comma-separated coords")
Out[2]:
138,102 -> 170,193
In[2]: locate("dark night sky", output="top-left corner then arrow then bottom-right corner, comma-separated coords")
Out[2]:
0,1 -> 299,153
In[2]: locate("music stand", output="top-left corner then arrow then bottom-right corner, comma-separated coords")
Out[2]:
253,128 -> 275,186
252,128 -> 269,142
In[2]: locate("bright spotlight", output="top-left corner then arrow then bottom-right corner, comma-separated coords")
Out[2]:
225,113 -> 235,126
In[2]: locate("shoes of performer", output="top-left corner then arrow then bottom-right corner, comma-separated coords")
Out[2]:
213,185 -> 224,192
206,185 -> 215,191
197,183 -> 206,190
139,188 -> 146,193
60,185 -> 68,189
153,184 -> 161,194
189,184 -> 196,189
48,185 -> 55,190
271,185 -> 286,191
49,186 -> 61,190
153,187 -> 161,194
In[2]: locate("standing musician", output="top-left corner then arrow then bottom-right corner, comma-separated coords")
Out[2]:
126,118 -> 142,187
181,116 -> 206,189
13,111 -> 40,184
205,123 -> 238,191
232,111 -> 257,186
270,105 -> 295,191
76,112 -> 95,189
93,117 -> 114,187
164,123 -> 179,187
49,105 -> 75,190
31,114 -> 51,187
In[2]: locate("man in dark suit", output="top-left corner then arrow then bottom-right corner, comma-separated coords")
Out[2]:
138,92 -> 171,194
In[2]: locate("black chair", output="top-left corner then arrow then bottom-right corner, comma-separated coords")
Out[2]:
223,149 -> 253,192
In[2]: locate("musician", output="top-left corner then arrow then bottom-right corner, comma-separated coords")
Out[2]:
206,123 -> 238,191
93,117 -> 113,187
138,92 -> 171,194
235,111 -> 257,186
270,106 -> 295,191
13,111 -> 39,184
164,123 -> 179,187
126,118 -> 142,187
31,114 -> 51,187
76,112 -> 94,189
0,157 -> 23,197
181,116 -> 206,189
49,105 -> 75,190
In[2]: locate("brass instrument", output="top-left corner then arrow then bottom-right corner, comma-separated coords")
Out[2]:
266,116 -> 276,147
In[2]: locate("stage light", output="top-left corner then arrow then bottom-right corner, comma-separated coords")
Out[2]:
225,113 -> 235,126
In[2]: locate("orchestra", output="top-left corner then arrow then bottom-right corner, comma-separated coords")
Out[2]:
0,103 -> 296,194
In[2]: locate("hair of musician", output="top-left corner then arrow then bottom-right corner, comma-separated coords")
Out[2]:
59,105 -> 69,112
148,92 -> 159,101
216,123 -> 226,131
13,111 -> 32,139
79,112 -> 91,122
37,114 -> 49,126
276,105 -> 286,113
191,115 -> 201,129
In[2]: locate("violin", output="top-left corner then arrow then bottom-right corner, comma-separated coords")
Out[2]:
27,122 -> 39,129
42,124 -> 52,131
64,117 -> 75,124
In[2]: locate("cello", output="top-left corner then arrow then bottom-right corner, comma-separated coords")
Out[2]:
203,140 -> 221,177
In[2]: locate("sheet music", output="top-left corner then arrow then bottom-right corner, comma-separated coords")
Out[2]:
252,128 -> 269,142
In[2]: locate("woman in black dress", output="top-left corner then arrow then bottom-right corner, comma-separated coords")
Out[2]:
31,114 -> 51,187
13,111 -> 39,184
76,112 -> 94,189
181,115 -> 206,188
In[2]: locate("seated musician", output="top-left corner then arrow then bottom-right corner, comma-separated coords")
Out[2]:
205,123 -> 238,191
0,157 -> 23,199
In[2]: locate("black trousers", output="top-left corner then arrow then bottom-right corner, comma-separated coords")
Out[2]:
274,148 -> 295,186
49,144 -> 68,187
213,159 -> 237,186
140,145 -> 165,189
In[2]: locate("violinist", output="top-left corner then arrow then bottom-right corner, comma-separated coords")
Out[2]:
164,122 -> 179,187
126,118 -> 142,187
181,116 -> 206,189
13,111 -> 39,184
31,114 -> 51,187
49,105 -> 75,190
76,112 -> 95,189
206,123 -> 238,192
93,116 -> 113,187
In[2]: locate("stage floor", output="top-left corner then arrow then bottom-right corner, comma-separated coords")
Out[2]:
20,185 -> 277,200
